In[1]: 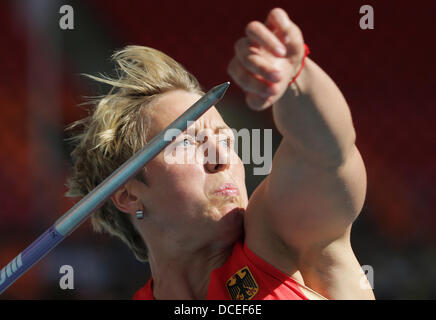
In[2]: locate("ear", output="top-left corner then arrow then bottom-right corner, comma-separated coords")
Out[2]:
110,179 -> 142,215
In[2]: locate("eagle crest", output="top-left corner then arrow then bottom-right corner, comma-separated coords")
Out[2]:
226,266 -> 258,300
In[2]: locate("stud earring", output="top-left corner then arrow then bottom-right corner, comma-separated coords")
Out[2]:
136,209 -> 144,220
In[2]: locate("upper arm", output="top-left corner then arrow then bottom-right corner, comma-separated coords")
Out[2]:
243,140 -> 372,299
246,139 -> 367,251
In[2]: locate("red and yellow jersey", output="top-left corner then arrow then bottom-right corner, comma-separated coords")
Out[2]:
133,240 -> 309,300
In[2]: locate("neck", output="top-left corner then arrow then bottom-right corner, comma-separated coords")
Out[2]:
147,242 -> 234,300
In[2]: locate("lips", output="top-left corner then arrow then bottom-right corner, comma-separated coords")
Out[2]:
214,183 -> 240,196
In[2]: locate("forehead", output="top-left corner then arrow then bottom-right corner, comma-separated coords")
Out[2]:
147,90 -> 229,138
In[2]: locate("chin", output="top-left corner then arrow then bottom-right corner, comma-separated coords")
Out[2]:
204,195 -> 246,243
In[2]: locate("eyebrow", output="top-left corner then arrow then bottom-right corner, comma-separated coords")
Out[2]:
171,125 -> 233,145
181,124 -> 232,135
213,125 -> 232,133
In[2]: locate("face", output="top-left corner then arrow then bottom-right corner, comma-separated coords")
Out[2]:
135,90 -> 248,252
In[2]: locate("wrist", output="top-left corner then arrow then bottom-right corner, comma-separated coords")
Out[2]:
289,44 -> 310,87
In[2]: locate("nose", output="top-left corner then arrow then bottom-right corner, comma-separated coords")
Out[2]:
203,136 -> 231,173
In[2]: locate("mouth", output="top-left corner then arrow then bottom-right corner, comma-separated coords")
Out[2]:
214,183 -> 240,196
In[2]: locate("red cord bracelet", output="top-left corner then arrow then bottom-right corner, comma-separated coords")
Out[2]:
288,43 -> 310,86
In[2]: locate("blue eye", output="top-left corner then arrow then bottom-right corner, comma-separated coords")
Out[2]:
183,138 -> 191,146
177,137 -> 193,147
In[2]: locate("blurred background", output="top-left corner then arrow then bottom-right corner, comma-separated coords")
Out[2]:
0,0 -> 435,299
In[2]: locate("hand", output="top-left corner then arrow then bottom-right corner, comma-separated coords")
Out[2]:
227,8 -> 306,111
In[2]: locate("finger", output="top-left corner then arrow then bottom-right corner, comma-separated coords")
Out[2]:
227,57 -> 276,98
245,21 -> 287,57
234,38 -> 282,83
266,8 -> 292,40
245,92 -> 274,111
266,8 -> 304,57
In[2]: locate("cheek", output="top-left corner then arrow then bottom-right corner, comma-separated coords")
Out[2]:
231,155 -> 246,181
149,160 -> 207,202
232,158 -> 249,201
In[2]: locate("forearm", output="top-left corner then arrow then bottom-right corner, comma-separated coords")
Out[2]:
272,58 -> 356,167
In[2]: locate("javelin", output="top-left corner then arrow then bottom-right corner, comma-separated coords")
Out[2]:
0,82 -> 231,295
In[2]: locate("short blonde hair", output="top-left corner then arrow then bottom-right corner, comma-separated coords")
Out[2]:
65,45 -> 203,261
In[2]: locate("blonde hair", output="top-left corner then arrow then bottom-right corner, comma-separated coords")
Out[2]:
65,45 -> 203,261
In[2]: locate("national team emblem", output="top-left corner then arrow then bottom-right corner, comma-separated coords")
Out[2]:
226,266 -> 258,300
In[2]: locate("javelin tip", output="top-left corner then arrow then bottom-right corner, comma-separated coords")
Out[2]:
211,81 -> 230,100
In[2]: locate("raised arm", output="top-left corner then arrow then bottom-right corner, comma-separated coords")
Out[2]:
228,8 -> 374,299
